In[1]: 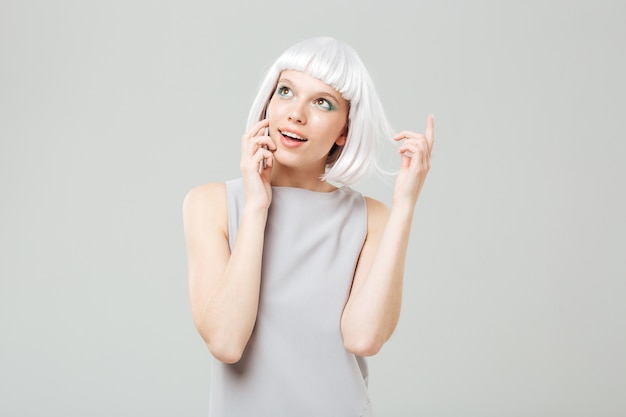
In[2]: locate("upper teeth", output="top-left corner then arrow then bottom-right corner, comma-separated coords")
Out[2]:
282,131 -> 305,141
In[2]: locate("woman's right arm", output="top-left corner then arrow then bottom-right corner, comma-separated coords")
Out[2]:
183,119 -> 275,364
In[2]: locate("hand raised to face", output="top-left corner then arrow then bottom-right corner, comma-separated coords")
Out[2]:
240,118 -> 276,211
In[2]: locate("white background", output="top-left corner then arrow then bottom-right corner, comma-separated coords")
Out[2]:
1,0 -> 624,415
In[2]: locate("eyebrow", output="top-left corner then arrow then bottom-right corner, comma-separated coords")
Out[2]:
277,77 -> 342,105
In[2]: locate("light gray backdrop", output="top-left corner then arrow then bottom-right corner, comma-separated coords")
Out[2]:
1,0 -> 624,416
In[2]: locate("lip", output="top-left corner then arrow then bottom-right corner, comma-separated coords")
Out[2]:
278,128 -> 308,149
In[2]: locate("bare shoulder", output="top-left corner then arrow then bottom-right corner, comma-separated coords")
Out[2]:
183,182 -> 226,210
363,196 -> 390,229
182,182 -> 228,234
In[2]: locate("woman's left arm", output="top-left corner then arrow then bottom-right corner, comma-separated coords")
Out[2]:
341,114 -> 435,356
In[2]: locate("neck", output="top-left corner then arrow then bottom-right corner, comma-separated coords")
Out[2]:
270,164 -> 337,192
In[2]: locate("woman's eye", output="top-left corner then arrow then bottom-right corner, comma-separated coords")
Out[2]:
276,86 -> 292,97
313,98 -> 333,110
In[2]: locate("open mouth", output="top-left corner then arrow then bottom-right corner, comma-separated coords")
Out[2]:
280,130 -> 308,142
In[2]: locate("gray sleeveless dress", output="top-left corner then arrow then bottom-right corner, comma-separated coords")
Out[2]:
208,178 -> 373,417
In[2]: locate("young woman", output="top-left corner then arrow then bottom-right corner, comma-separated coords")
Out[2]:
183,36 -> 434,416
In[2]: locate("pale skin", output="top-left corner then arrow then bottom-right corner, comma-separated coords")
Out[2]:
183,70 -> 434,364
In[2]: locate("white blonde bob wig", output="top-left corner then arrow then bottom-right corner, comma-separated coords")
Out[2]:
246,36 -> 395,186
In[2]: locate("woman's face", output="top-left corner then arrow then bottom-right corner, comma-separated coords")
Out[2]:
266,70 -> 349,172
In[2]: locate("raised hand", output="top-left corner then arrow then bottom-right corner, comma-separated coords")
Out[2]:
392,114 -> 435,208
240,119 -> 276,211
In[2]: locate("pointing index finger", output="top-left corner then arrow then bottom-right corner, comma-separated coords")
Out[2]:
425,113 -> 435,152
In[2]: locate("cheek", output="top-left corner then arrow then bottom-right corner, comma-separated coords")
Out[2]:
266,99 -> 288,123
319,115 -> 348,138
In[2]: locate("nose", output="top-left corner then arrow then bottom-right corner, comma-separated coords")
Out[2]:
288,101 -> 307,124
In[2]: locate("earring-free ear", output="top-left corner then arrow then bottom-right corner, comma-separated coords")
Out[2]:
335,125 -> 348,146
